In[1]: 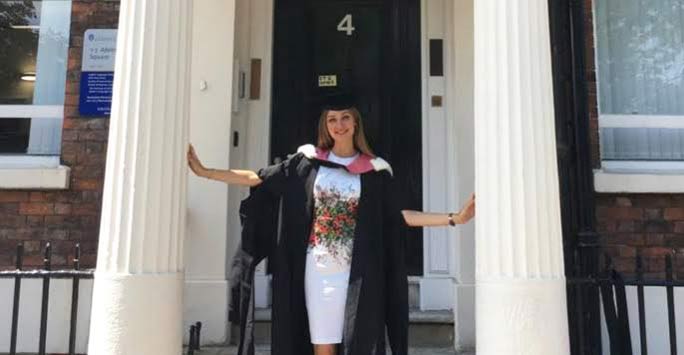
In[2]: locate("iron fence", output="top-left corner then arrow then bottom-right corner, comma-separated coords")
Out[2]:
0,243 -> 94,355
568,252 -> 682,355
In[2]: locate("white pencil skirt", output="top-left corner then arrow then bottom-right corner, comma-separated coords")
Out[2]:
304,252 -> 351,344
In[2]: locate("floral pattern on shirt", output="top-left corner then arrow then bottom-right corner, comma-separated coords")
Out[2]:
308,183 -> 359,266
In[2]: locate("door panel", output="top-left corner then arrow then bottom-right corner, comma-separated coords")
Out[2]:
272,0 -> 423,274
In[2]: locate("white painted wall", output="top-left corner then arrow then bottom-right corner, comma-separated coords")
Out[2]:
184,0 -> 237,345
447,0 -> 476,351
229,0 -> 275,308
0,279 -> 93,353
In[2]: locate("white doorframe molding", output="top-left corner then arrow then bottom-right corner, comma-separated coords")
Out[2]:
419,0 -> 460,311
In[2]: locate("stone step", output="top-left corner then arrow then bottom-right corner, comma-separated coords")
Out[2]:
230,308 -> 455,348
183,346 -> 473,355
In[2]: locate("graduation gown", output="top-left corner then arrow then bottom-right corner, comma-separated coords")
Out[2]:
229,144 -> 408,355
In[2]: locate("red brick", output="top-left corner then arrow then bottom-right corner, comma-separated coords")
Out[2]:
616,220 -> 637,232
645,233 -> 666,246
645,208 -> 663,220
80,130 -> 108,141
633,195 -> 672,208
1,228 -> 34,240
596,206 -> 643,220
641,247 -> 673,257
62,129 -> 79,141
72,204 -> 100,216
602,233 -> 645,246
617,246 -> 637,258
81,216 -> 101,228
643,220 -> 672,233
0,215 -> 26,228
85,142 -> 106,154
29,192 -> 57,202
85,119 -> 108,130
72,179 -> 103,191
665,208 -> 684,221
22,241 -> 41,253
0,192 -> 29,203
54,203 -> 72,215
19,203 -> 54,216
26,216 -> 44,227
62,142 -> 85,155
616,197 -> 632,207
65,82 -> 79,95
0,204 -> 19,214
62,118 -> 85,130
45,216 -> 81,229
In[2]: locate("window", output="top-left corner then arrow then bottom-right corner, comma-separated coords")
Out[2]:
0,0 -> 71,157
594,0 -> 684,166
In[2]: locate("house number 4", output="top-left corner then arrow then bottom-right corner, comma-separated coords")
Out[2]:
337,14 -> 355,36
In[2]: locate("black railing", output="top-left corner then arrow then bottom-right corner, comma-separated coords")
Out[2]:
186,321 -> 202,355
0,243 -> 94,355
568,252 -> 681,355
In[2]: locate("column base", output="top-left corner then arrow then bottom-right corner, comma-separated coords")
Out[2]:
476,278 -> 570,355
88,272 -> 184,355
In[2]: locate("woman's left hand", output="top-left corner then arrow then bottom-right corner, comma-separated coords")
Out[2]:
457,193 -> 475,224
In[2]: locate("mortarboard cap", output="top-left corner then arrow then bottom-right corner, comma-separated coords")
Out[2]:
319,92 -> 357,111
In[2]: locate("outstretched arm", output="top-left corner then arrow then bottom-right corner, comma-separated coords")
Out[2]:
402,193 -> 475,227
187,144 -> 262,187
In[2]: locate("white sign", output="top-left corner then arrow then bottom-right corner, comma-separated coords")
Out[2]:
82,29 -> 117,72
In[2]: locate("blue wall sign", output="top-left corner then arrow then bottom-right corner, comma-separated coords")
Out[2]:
79,29 -> 117,116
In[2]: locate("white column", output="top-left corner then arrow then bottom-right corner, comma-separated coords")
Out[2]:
474,0 -> 570,354
87,0 -> 192,354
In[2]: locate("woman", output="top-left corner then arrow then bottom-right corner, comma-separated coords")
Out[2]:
187,99 -> 474,355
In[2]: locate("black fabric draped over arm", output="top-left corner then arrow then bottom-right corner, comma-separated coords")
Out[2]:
382,172 -> 409,355
228,154 -> 301,355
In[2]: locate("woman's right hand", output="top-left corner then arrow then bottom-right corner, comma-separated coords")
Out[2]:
187,144 -> 208,177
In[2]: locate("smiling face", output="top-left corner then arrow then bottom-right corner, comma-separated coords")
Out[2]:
325,109 -> 356,145
317,107 -> 375,157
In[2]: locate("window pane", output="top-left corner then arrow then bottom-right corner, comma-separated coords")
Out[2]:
0,0 -> 71,155
601,127 -> 684,160
0,1 -> 71,105
595,0 -> 684,116
0,118 -> 30,153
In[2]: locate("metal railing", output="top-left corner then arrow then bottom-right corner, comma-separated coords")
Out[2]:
568,252 -> 681,355
0,243 -> 94,355
2,243 -> 205,355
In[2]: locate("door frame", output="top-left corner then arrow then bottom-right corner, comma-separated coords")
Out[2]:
231,0 -> 472,314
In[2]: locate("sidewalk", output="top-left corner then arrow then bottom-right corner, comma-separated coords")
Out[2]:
183,347 -> 475,355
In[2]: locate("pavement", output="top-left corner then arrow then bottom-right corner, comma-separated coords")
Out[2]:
183,346 -> 475,355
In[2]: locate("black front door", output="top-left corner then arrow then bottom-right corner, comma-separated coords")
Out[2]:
271,0 -> 423,274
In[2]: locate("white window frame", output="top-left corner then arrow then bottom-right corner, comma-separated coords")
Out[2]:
592,2 -> 684,193
0,105 -> 70,188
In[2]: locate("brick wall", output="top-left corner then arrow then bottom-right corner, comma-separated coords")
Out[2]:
597,195 -> 684,277
584,0 -> 684,277
0,1 -> 119,270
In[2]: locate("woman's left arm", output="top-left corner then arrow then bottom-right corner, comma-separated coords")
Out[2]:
402,193 -> 475,227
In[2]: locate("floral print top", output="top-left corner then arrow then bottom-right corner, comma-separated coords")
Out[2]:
308,152 -> 361,274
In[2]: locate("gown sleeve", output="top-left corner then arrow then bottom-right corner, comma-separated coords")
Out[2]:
256,153 -> 301,197
382,171 -> 409,355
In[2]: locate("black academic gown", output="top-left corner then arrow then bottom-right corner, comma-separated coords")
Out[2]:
229,147 -> 408,355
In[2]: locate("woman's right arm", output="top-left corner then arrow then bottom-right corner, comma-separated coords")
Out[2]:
187,144 -> 263,187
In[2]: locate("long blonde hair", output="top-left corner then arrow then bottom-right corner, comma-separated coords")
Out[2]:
317,107 -> 375,157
